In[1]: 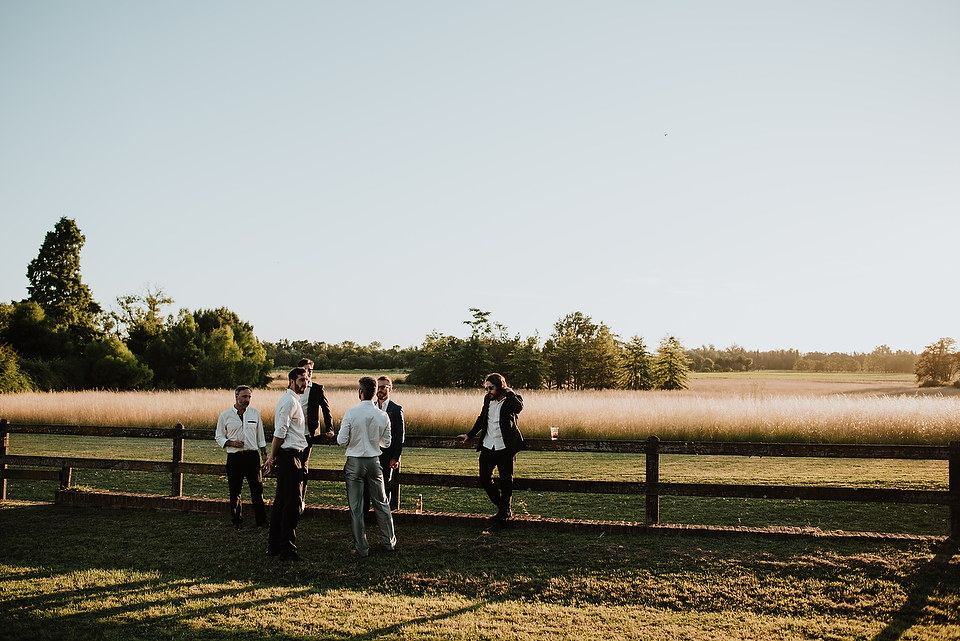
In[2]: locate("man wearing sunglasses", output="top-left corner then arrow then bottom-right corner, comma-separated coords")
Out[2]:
458,373 -> 525,532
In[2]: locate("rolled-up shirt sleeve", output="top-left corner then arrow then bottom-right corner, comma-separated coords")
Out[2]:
215,411 -> 229,449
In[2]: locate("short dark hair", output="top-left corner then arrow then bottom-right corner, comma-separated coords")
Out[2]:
359,376 -> 376,399
485,373 -> 506,390
288,367 -> 306,381
235,385 -> 252,396
377,375 -> 392,386
297,358 -> 314,368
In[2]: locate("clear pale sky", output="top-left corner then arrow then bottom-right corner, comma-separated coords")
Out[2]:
2,1 -> 958,354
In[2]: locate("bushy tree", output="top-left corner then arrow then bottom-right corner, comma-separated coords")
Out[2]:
544,312 -> 598,389
0,343 -> 33,393
506,334 -> 548,390
914,337 -> 958,384
110,287 -> 173,355
864,345 -> 917,374
83,338 -> 153,390
620,335 -> 655,390
581,324 -> 620,389
26,217 -> 102,346
406,331 -> 458,387
145,310 -> 204,388
0,301 -> 73,361
653,335 -> 689,390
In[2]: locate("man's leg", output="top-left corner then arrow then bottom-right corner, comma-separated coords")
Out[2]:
380,452 -> 394,507
267,463 -> 287,555
274,450 -> 305,558
367,459 -> 396,550
493,450 -> 515,520
478,447 -> 501,513
243,451 -> 268,527
344,457 -> 369,556
226,453 -> 244,528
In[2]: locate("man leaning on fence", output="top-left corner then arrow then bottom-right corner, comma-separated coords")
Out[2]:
263,367 -> 310,562
458,373 -> 524,533
215,385 -> 269,530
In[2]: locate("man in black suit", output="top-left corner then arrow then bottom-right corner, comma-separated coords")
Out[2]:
458,373 -> 524,532
363,375 -> 404,518
297,359 -> 334,486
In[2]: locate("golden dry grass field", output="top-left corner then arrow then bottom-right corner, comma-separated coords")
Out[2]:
1,371 -> 958,444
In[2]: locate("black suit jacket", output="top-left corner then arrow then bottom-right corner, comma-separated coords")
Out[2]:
379,399 -> 404,462
466,390 -> 525,455
304,383 -> 332,437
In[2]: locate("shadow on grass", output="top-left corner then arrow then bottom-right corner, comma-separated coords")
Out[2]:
342,601 -> 492,641
3,502 -> 959,639
871,537 -> 960,641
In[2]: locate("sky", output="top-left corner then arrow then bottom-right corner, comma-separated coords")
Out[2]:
1,1 -> 958,355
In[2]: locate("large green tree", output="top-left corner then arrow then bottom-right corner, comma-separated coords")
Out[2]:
544,312 -> 598,389
653,335 -> 690,391
26,217 -> 102,345
620,335 -> 655,390
914,337 -> 958,384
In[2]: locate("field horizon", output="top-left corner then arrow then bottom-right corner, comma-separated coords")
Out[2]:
2,371 -> 959,444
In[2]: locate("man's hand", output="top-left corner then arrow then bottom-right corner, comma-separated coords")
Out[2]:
389,459 -> 400,470
457,434 -> 469,443
262,457 -> 274,475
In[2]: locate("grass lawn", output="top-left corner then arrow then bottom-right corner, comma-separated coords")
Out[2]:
1,502 -> 958,640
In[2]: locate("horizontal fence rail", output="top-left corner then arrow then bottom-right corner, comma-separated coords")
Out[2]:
2,420 -> 958,536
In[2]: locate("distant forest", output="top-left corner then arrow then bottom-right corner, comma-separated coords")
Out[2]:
4,218 -> 952,393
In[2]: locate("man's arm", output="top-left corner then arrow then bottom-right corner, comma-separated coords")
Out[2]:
504,389 -> 523,413
318,386 -> 333,430
215,411 -> 229,448
389,405 -> 404,465
336,411 -> 351,447
254,409 -> 268,460
262,436 -> 283,475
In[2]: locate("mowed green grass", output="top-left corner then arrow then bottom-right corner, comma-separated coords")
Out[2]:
1,502 -> 958,640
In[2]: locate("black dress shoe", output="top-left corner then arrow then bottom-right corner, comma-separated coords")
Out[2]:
265,549 -> 281,557
280,552 -> 307,563
257,521 -> 270,528
483,520 -> 505,533
234,522 -> 243,530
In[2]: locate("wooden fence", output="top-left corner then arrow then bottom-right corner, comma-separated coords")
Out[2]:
2,419 -> 958,537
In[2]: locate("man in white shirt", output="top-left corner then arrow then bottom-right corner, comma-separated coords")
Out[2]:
263,367 -> 309,562
215,385 -> 269,530
337,376 -> 397,557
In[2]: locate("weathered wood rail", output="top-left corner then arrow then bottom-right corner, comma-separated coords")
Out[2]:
2,419 -> 958,536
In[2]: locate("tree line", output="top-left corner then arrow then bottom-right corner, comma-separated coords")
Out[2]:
0,218 -> 271,392
2,218 -> 955,392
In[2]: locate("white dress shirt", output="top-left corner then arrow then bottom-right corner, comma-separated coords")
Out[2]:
274,388 -> 308,451
337,400 -> 392,458
482,398 -> 507,451
215,406 -> 266,454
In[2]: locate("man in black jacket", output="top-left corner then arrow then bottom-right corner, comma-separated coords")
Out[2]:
458,373 -> 524,532
297,359 -> 334,483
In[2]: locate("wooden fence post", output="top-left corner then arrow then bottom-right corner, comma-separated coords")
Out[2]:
645,435 -> 660,525
1,419 -> 8,500
950,440 -> 959,539
172,423 -> 184,497
59,466 -> 72,490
